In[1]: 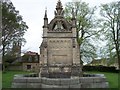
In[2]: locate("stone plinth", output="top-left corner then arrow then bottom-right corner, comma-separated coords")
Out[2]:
12,73 -> 109,88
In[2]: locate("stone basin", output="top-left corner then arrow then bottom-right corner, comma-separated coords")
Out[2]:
12,73 -> 109,88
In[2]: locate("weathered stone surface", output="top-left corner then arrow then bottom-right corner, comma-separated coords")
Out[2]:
69,84 -> 81,88
98,82 -> 109,88
26,83 -> 41,88
60,79 -> 71,85
41,78 -> 60,85
79,75 -> 107,83
13,78 -> 27,83
11,83 -> 27,88
40,0 -> 82,76
81,83 -> 91,88
69,78 -> 80,85
12,75 -> 109,88
61,85 -> 69,88
89,82 -> 109,88
93,77 -> 107,83
27,77 -> 41,83
79,77 -> 94,83
41,84 -> 54,88
47,33 -> 72,38
41,77 -> 47,84
81,80 -> 109,88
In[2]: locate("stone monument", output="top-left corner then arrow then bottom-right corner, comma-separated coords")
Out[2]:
39,0 -> 82,78
12,0 -> 109,88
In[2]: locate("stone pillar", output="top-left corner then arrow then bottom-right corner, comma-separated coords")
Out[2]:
44,47 -> 48,65
72,26 -> 77,64
72,26 -> 82,76
39,38 -> 48,77
72,39 -> 76,64
72,31 -> 79,64
72,28 -> 76,38
43,28 -> 47,37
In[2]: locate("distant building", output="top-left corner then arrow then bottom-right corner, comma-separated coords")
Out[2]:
12,41 -> 21,58
22,51 -> 39,72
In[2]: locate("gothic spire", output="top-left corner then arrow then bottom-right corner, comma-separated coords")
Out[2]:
43,8 -> 48,28
55,0 -> 64,16
56,0 -> 63,10
71,8 -> 76,27
44,8 -> 47,19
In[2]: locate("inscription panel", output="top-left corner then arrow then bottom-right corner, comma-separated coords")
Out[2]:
48,38 -> 72,65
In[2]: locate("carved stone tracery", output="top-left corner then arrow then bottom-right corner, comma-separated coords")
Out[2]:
48,18 -> 72,32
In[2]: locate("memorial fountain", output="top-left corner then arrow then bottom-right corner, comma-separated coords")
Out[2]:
12,0 -> 109,88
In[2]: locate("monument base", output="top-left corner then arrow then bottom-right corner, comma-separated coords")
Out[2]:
40,65 -> 83,78
12,73 -> 109,88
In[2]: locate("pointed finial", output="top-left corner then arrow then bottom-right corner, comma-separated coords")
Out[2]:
71,8 -> 76,27
56,0 -> 62,9
44,7 -> 47,19
43,7 -> 48,28
55,0 -> 64,16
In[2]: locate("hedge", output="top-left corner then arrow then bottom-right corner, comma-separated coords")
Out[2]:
83,65 -> 119,73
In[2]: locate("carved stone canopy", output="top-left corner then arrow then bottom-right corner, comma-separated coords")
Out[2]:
54,0 -> 64,16
45,0 -> 73,32
48,17 -> 72,31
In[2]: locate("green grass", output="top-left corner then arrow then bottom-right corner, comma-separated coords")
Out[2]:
0,71 -> 2,89
2,70 -> 33,88
85,71 -> 119,88
2,70 -> 119,88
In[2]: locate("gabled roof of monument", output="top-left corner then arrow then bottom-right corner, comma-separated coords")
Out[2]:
48,0 -> 72,32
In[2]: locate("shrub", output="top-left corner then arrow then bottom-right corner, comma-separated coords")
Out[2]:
83,65 -> 119,73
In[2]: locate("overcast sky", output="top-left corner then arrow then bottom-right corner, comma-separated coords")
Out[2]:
11,0 -> 118,54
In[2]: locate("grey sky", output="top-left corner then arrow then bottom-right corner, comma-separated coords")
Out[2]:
11,0 -> 118,54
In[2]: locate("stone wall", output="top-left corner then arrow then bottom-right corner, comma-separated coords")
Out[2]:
22,63 -> 39,72
12,74 -> 109,88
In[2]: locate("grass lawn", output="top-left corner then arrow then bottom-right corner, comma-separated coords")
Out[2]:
2,70 -> 119,88
0,71 -> 2,89
2,70 -> 33,88
85,71 -> 119,88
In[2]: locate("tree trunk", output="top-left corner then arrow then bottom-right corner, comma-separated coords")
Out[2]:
116,47 -> 120,70
2,44 -> 5,72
